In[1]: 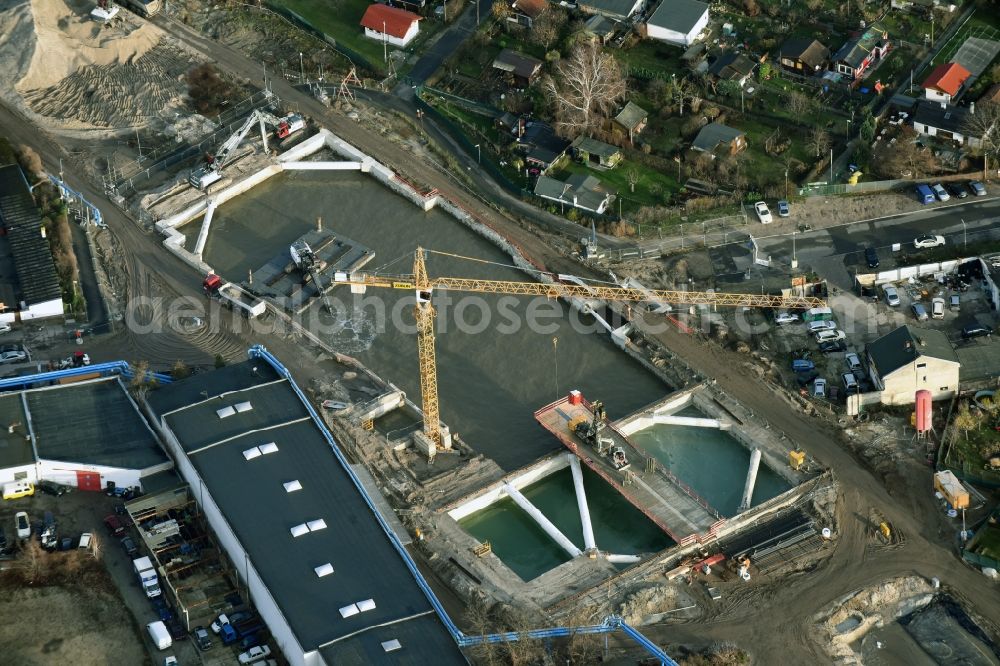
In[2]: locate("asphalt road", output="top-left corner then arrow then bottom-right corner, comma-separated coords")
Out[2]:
756,196 -> 1000,288
405,0 -> 494,85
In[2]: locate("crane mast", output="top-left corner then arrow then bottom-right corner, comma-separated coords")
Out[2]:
334,248 -> 826,450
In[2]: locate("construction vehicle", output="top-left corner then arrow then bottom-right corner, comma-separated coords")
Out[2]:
331,248 -> 825,451
203,274 -> 266,319
189,109 -> 304,191
290,241 -> 334,312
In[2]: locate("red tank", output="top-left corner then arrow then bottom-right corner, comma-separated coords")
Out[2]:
915,390 -> 932,432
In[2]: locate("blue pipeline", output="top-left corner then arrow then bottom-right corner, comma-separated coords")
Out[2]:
47,173 -> 105,227
248,344 -> 676,666
0,361 -> 172,391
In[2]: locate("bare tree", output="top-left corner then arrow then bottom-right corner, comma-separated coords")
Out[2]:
626,167 -> 639,192
530,8 -> 567,51
541,42 -> 626,138
787,91 -> 814,118
872,127 -> 939,178
491,1 -> 512,22
962,101 -> 1000,180
808,126 -> 830,158
669,76 -> 695,115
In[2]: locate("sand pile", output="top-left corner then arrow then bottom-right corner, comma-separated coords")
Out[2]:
16,0 -> 162,91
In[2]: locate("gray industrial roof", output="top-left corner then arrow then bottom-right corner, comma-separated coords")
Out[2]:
146,360 -> 465,663
0,164 -> 62,307
0,393 -> 33,469
647,0 -> 708,33
27,379 -> 167,470
867,325 -> 959,377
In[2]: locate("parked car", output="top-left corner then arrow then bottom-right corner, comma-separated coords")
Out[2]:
931,297 -> 945,319
930,183 -> 950,201
238,645 -> 271,664
950,294 -> 961,311
962,324 -> 993,340
845,353 -> 863,373
210,613 -> 230,634
37,480 -> 68,497
754,201 -> 772,224
883,285 -> 900,306
193,626 -> 213,651
121,535 -> 138,557
865,247 -> 880,268
791,359 -> 815,372
777,200 -> 790,217
968,180 -> 987,196
103,514 -> 125,537
911,303 -> 929,321
812,378 -> 827,398
15,511 -> 30,539
842,373 -> 859,391
807,320 -> 838,333
915,183 -> 935,204
815,329 -> 846,343
947,182 -> 968,198
166,618 -> 187,641
913,234 -> 946,249
0,350 -> 26,364
819,340 -> 847,354
78,533 -> 92,550
0,323 -> 10,335
775,311 -> 799,325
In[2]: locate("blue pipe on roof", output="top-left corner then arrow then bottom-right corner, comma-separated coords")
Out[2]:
246,345 -> 677,666
0,361 -> 172,391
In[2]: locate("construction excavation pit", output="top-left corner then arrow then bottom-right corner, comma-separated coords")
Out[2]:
143,125 -> 834,618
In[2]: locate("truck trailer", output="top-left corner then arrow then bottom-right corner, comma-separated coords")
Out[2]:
133,556 -> 162,598
203,274 -> 266,318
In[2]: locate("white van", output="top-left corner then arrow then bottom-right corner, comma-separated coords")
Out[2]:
147,620 -> 172,650
807,320 -> 838,333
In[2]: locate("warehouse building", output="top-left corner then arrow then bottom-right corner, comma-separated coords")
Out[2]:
145,349 -> 466,666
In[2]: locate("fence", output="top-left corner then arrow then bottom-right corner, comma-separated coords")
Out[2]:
797,177 -> 911,197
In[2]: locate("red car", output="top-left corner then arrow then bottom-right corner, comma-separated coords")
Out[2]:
103,514 -> 125,537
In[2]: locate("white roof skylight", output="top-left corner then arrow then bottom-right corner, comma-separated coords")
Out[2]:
283,480 -> 302,493
216,405 -> 236,419
242,447 -> 262,461
381,639 -> 402,652
290,523 -> 309,538
259,442 -> 279,455
339,604 -> 360,618
306,518 -> 327,532
314,563 -> 334,577
234,401 -> 253,413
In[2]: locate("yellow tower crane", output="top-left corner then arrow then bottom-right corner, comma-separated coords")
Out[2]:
334,248 -> 825,448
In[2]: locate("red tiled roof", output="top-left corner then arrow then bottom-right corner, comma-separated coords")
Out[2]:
922,62 -> 971,96
512,0 -> 547,19
360,4 -> 421,39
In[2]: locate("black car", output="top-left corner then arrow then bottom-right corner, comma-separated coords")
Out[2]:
962,324 -> 993,340
166,618 -> 187,641
37,480 -> 67,497
865,247 -> 879,268
193,626 -> 213,651
120,535 -> 138,557
819,340 -> 847,353
947,182 -> 969,198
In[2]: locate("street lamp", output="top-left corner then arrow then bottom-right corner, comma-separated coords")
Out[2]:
474,144 -> 481,164
846,119 -> 851,142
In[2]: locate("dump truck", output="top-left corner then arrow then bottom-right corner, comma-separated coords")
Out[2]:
203,274 -> 266,318
133,556 -> 162,598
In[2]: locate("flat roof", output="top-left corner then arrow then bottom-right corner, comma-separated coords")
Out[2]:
27,379 -> 167,470
0,164 -> 62,307
0,393 -> 33,469
146,360 -> 465,663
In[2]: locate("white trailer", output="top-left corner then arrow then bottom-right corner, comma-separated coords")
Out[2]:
203,274 -> 266,318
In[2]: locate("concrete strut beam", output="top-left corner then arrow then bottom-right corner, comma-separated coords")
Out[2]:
568,456 -> 597,551
193,199 -> 216,257
503,483 -> 582,558
605,553 -> 642,564
738,448 -> 762,513
281,161 -> 364,170
649,414 -> 722,428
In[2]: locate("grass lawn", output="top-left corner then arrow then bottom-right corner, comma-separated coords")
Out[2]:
270,0 -> 430,74
924,8 -> 1000,73
613,40 -> 685,79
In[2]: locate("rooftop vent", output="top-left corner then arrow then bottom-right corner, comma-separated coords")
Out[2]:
259,442 -> 279,455
284,480 -> 303,493
339,604 -> 360,618
314,563 -> 334,577
234,401 -> 253,413
217,405 -> 236,419
381,640 -> 402,653
243,447 -> 263,461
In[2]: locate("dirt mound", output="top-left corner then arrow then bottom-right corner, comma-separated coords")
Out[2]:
17,0 -> 163,92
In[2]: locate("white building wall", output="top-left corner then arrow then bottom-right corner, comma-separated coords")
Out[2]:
646,9 -> 708,46
21,298 -> 64,320
156,421 -> 310,666
363,22 -> 418,48
924,88 -> 951,103
0,463 -> 36,485
879,358 -> 960,404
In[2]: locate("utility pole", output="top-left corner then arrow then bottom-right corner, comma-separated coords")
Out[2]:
299,52 -> 304,82
383,22 -> 387,62
474,144 -> 481,164
962,218 -> 967,249
830,147 -> 834,184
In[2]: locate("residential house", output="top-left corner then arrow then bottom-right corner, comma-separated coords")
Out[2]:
578,0 -> 643,22
508,0 -> 547,29
645,0 -> 709,47
584,15 -> 617,44
613,102 -> 648,142
360,4 -> 422,48
691,123 -> 746,157
778,38 -> 830,75
708,52 -> 756,86
515,121 -> 571,171
922,62 -> 971,103
534,173 -> 616,214
912,100 -> 981,148
571,136 -> 623,168
865,325 -> 959,404
0,164 -> 64,322
492,49 -> 544,88
831,25 -> 890,80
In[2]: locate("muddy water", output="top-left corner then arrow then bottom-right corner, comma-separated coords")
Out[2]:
187,170 -> 667,471
459,466 -> 673,581
629,406 -> 791,517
